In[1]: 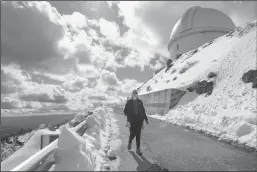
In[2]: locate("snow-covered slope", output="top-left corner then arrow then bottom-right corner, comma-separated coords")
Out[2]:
140,21 -> 257,150
139,21 -> 256,94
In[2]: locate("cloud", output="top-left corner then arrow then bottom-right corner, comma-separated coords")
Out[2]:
63,12 -> 88,29
228,1 -> 257,26
123,49 -> 155,71
1,1 -> 130,113
115,1 -> 257,58
1,1 -> 108,75
39,103 -> 70,112
121,79 -> 143,94
1,64 -> 30,94
30,72 -> 66,85
99,18 -> 120,42
100,70 -> 119,85
150,60 -> 164,71
1,1 -> 69,72
62,76 -> 88,92
77,64 -> 100,78
1,96 -> 42,110
1,97 -> 23,109
96,70 -> 120,92
49,1 -> 129,35
88,95 -> 108,101
88,92 -> 122,106
116,2 -> 160,47
1,0 -> 158,85
19,85 -> 68,104
63,28 -> 93,64
88,43 -> 123,71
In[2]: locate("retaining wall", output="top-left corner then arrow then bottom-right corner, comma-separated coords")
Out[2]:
139,89 -> 186,116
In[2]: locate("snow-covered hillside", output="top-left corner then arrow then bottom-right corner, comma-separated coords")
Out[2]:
140,21 -> 257,150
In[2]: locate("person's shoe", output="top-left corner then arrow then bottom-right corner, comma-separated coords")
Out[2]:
127,143 -> 131,150
136,148 -> 142,156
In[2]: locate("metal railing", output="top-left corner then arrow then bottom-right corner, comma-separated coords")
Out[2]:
10,120 -> 88,171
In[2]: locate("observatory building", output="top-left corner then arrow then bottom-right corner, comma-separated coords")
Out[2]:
168,6 -> 236,61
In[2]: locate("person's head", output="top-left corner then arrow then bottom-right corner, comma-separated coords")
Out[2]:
131,89 -> 138,100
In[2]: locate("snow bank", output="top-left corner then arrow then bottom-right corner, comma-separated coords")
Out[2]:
53,126 -> 95,171
150,114 -> 167,121
104,107 -> 122,171
143,21 -> 257,150
53,107 -> 110,171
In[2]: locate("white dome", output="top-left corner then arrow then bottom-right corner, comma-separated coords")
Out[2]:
168,6 -> 236,50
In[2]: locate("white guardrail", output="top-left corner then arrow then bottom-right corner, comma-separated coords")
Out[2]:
10,120 -> 88,171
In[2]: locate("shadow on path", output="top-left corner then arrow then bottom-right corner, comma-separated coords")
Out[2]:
129,152 -> 168,171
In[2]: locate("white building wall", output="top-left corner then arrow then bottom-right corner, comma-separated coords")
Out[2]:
169,31 -> 227,61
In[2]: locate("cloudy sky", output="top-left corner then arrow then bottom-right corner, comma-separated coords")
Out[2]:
1,1 -> 256,113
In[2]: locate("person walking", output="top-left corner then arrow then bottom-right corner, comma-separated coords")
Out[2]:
124,89 -> 149,155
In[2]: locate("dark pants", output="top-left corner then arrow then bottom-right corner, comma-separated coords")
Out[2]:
128,121 -> 143,149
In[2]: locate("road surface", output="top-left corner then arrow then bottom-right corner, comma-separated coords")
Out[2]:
114,112 -> 257,171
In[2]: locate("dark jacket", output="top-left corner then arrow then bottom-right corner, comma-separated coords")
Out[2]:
124,99 -> 148,124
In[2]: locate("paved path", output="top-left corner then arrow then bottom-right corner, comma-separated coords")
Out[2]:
114,113 -> 165,171
114,112 -> 257,171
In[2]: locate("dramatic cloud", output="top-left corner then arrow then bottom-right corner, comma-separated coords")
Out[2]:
1,96 -> 42,111
96,70 -> 120,92
1,64 -> 30,94
30,72 -> 64,85
77,64 -> 100,78
121,79 -> 143,94
49,1 -> 129,35
99,18 -> 120,42
1,97 -> 23,109
116,1 -> 257,53
101,70 -> 119,85
62,76 -> 88,92
63,12 -> 88,29
1,1 -> 68,71
19,85 -> 68,104
123,49 -> 155,71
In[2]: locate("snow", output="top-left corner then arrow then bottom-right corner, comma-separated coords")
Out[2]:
2,107 -> 113,171
52,107 -> 112,171
150,114 -> 166,121
139,21 -> 257,150
139,21 -> 257,95
53,126 -> 95,171
1,129 -> 59,171
104,108 -> 122,171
